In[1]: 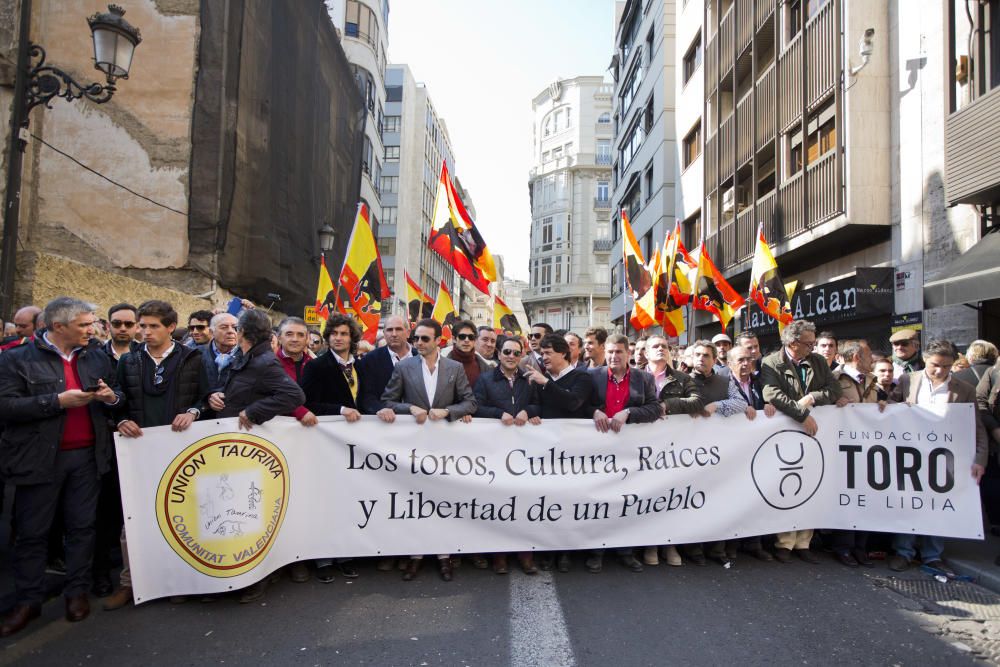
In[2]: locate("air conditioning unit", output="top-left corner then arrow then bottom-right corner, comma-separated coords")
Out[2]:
722,187 -> 736,218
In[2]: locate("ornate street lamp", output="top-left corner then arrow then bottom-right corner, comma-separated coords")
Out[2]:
318,223 -> 337,253
0,4 -> 142,317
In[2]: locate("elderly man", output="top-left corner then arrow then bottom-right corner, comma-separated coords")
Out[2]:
888,340 -> 987,575
890,328 -> 924,376
585,334 -> 659,573
0,305 -> 42,351
475,326 -> 498,362
0,297 -> 121,635
761,319 -> 844,563
378,318 -> 477,582
735,331 -> 763,370
200,312 -> 239,392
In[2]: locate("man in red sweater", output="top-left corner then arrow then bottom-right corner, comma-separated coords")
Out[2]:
0,297 -> 121,636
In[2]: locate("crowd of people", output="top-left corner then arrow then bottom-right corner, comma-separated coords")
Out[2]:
0,295 -> 998,638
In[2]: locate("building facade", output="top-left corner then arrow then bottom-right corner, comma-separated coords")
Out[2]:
380,63 -> 459,311
523,76 -> 614,332
326,0 -> 389,235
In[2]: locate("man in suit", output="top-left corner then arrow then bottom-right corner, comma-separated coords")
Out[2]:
586,334 -> 659,574
355,315 -> 414,414
199,312 -> 239,393
760,319 -> 844,564
889,339 -> 988,574
890,328 -> 924,376
519,322 -> 553,373
377,318 -> 477,582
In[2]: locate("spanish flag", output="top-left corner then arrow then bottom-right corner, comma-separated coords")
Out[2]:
430,280 -> 459,343
653,233 -> 686,337
665,222 -> 696,307
314,254 -> 337,324
693,243 -> 746,331
336,203 -> 391,343
493,296 -> 522,334
429,161 -> 497,295
621,209 -> 651,298
749,224 -> 797,330
405,271 -> 433,325
629,244 -> 658,330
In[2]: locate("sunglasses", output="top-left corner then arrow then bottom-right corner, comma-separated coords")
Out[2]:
527,333 -> 543,339
455,333 -> 476,341
414,335 -> 434,343
153,364 -> 165,386
501,349 -> 522,357
111,320 -> 136,328
189,324 -> 208,331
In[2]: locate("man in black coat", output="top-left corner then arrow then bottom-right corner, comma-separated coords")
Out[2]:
206,310 -> 304,603
0,297 -> 122,636
355,315 -> 414,414
524,334 -> 592,420
102,300 -> 208,611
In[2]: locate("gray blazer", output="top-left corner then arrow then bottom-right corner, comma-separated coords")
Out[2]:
381,354 -> 477,420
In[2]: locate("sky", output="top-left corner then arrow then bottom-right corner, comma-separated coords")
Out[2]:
387,0 -> 616,281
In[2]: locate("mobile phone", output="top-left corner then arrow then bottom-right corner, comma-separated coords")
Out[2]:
82,383 -> 102,392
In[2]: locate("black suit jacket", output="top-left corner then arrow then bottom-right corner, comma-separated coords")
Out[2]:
539,367 -> 593,419
300,352 -> 361,416
587,367 -> 661,423
354,345 -> 416,414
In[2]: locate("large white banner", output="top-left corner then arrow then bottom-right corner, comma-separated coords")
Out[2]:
118,404 -> 982,603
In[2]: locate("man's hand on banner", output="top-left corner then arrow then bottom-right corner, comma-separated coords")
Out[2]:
410,406 -> 429,424
501,412 -> 515,425
117,420 -> 143,438
610,411 -> 628,433
208,392 -> 226,412
377,408 -> 396,423
459,414 -> 472,423
514,410 -> 529,426
744,406 -> 757,420
528,416 -> 541,425
341,408 -> 361,423
764,404 -> 777,417
171,412 -> 195,432
428,408 -> 449,421
973,463 -> 985,484
801,415 -> 819,436
835,396 -> 850,407
593,409 -> 611,433
300,411 -> 319,427
878,401 -> 888,413
237,410 -> 254,430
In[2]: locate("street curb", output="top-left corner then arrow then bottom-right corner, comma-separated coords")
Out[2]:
949,557 -> 1000,594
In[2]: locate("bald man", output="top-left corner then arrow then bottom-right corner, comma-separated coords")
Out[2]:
0,306 -> 42,351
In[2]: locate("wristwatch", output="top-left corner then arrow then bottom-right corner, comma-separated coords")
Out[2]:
186,407 -> 201,419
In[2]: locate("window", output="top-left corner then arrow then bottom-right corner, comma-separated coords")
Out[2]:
682,121 -> 702,168
645,27 -> 654,69
644,164 -> 654,202
619,5 -> 641,62
619,63 -> 643,114
643,96 -> 654,133
384,115 -> 400,133
619,119 -> 645,170
346,0 -> 379,49
598,112 -> 612,124
376,236 -> 396,258
565,107 -> 572,127
385,86 -> 402,103
683,33 -> 702,84
786,100 -> 836,177
806,0 -> 829,21
785,0 -> 802,43
597,140 -> 612,165
682,212 -> 700,250
379,176 -> 398,194
623,182 -> 642,221
597,180 -> 609,201
544,117 -> 552,137
641,231 -> 653,263
383,206 -> 397,226
361,136 -> 373,174
385,145 -> 399,161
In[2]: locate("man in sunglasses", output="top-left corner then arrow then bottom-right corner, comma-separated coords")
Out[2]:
101,304 -> 141,372
443,320 -> 493,388
519,323 -> 553,373
104,300 -> 209,611
185,310 -> 214,348
378,318 -> 477,582
473,336 -> 541,575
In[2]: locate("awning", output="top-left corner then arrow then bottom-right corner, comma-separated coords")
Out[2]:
924,230 -> 1000,308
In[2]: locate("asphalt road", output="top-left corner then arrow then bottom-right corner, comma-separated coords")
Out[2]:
0,552 -> 988,666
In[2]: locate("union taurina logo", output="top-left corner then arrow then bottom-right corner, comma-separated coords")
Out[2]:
155,432 -> 288,577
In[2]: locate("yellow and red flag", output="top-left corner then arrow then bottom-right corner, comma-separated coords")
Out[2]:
629,243 -> 659,330
693,243 -> 746,331
314,254 -> 337,324
404,271 -> 433,325
621,209 -> 651,299
664,222 -> 696,307
493,296 -> 522,334
749,224 -> 797,330
430,280 -> 459,343
652,233 -> 686,337
336,203 -> 391,343
429,161 -> 497,295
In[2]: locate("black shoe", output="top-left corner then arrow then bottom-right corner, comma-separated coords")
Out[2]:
619,555 -> 644,572
923,559 -> 955,577
92,572 -> 113,597
402,559 -> 421,581
316,565 -> 336,583
795,549 -> 820,564
888,553 -> 911,572
336,562 -> 359,578
538,554 -> 555,571
585,554 -> 603,573
557,553 -> 571,573
438,559 -> 453,582
834,550 -> 859,567
773,548 -> 793,564
45,557 -> 67,576
688,552 -> 706,566
853,549 -> 875,568
747,548 -> 774,562
237,580 -> 267,604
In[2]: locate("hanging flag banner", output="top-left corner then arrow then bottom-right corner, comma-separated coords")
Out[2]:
119,404 -> 982,603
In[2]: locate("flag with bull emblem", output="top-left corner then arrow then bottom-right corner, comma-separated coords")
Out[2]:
493,296 -> 522,335
336,203 -> 391,343
429,161 -> 497,295
430,280 -> 459,343
749,224 -> 797,331
693,243 -> 745,332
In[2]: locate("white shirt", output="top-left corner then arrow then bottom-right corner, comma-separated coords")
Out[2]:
389,344 -> 412,366
144,342 -> 175,367
43,332 -> 81,362
421,355 -> 439,406
550,365 -> 576,382
915,372 -> 951,406
646,363 -> 669,393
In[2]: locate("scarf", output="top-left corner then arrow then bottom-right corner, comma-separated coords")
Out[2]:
450,347 -> 482,387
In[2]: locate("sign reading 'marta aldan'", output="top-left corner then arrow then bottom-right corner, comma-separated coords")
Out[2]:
117,404 -> 982,603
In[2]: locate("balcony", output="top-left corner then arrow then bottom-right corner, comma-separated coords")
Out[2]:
756,0 -> 775,30
805,0 -> 837,109
719,6 -> 735,76
593,238 -> 613,252
705,133 -> 719,192
596,154 -> 612,165
806,151 -> 839,224
756,63 -> 776,149
594,197 -> 612,210
945,87 -> 1000,205
719,114 -> 735,181
736,92 -> 753,168
778,33 -> 802,133
736,0 -> 753,54
706,33 -> 719,91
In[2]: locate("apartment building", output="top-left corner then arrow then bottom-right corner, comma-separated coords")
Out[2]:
380,64 -> 460,310
523,76 -> 614,332
608,0 -> 679,331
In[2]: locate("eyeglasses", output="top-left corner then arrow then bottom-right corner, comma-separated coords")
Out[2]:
111,320 -> 136,328
527,333 -> 543,339
792,339 -> 816,349
189,324 -> 208,331
501,349 -> 522,357
415,335 -> 434,343
455,333 -> 476,341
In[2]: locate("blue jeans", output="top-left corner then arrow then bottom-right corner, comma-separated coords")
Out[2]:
893,533 -> 944,562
